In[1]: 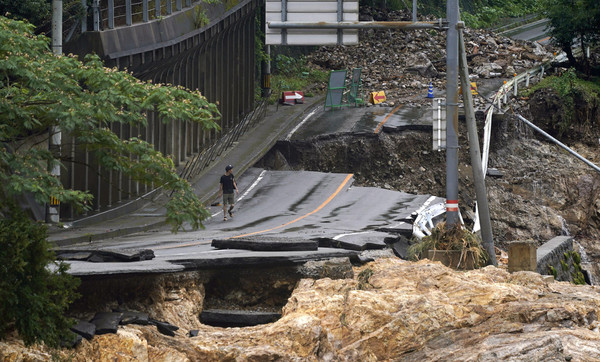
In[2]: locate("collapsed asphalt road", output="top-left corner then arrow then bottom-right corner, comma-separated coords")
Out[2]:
60,167 -> 444,276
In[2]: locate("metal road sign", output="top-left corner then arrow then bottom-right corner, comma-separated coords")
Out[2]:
432,98 -> 446,151
369,91 -> 386,105
266,0 -> 359,45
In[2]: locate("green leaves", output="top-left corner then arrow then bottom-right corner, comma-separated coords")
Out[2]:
0,206 -> 80,347
0,15 -> 221,230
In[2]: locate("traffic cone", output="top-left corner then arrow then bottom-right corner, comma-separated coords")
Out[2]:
427,82 -> 434,98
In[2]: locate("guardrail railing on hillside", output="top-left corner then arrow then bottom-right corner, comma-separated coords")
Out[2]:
80,0 -> 200,32
178,95 -> 270,183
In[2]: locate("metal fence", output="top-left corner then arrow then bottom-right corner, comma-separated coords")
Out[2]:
82,0 -> 199,31
179,95 -> 270,182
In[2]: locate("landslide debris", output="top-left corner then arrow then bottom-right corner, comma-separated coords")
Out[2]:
307,7 -> 555,107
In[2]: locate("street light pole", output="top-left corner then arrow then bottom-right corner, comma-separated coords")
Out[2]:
47,0 -> 62,223
445,0 -> 460,225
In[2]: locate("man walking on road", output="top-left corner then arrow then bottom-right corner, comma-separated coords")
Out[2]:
219,164 -> 239,221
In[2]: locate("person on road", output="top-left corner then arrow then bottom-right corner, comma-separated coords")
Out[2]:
219,164 -> 239,221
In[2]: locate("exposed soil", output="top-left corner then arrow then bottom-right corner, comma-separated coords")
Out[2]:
263,99 -> 600,280
280,6 -> 600,280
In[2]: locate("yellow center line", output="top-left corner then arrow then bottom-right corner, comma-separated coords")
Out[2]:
230,173 -> 354,239
537,36 -> 551,43
374,103 -> 403,134
155,173 -> 354,249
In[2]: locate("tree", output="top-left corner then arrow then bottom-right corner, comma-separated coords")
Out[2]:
541,0 -> 600,72
0,15 -> 219,346
0,15 -> 220,230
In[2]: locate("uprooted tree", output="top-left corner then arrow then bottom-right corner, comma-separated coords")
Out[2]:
0,15 -> 220,346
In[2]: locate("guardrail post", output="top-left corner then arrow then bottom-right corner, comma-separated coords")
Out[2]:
526,72 -> 530,87
167,0 -> 172,14
513,73 -> 518,97
186,0 -> 191,7
107,0 -> 114,29
126,0 -> 132,25
81,0 -> 87,32
92,0 -> 100,31
155,0 -> 161,19
143,0 -> 149,22
176,0 -> 182,11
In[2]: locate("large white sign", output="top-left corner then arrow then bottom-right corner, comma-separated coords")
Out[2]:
266,0 -> 359,45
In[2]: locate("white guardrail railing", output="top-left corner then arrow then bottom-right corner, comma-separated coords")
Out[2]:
473,54 -> 566,233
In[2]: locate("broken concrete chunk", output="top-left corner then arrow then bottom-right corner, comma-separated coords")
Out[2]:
212,235 -> 318,251
90,312 -> 123,335
117,310 -> 150,325
70,320 -> 96,340
150,319 -> 179,337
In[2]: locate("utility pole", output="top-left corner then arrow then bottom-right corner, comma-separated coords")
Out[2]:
47,0 -> 62,223
412,0 -> 417,22
458,30 -> 497,266
445,0 -> 460,225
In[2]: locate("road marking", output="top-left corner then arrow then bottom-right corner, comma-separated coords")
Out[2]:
285,109 -> 317,141
210,170 -> 267,218
230,173 -> 354,239
414,195 -> 437,214
154,240 -> 212,250
158,173 -> 353,250
374,103 -> 403,134
536,36 -> 550,43
333,231 -> 371,240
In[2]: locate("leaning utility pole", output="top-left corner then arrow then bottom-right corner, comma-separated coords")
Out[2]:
445,0 -> 460,225
458,30 -> 497,266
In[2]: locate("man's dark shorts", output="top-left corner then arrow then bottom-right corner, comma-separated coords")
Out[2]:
223,193 -> 234,205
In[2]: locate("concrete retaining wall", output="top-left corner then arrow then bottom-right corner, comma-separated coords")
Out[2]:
536,236 -> 586,283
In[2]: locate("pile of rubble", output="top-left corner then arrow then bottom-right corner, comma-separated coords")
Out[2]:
307,7 -> 555,106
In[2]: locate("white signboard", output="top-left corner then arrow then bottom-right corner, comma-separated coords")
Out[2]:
266,0 -> 359,45
432,98 -> 446,151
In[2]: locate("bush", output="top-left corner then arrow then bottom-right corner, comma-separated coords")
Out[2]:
408,222 -> 488,268
0,206 -> 80,347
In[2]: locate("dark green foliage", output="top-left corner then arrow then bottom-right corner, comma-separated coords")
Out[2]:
0,205 -> 80,347
522,68 -> 600,137
0,16 -> 219,231
0,0 -> 51,25
540,0 -> 600,71
0,0 -> 85,36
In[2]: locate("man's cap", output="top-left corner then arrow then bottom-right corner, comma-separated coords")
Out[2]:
225,165 -> 233,171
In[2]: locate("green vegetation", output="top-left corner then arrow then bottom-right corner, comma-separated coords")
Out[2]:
548,265 -> 558,279
194,6 -> 210,28
0,16 -> 220,231
0,0 -> 84,35
408,222 -> 488,268
269,54 -> 329,104
0,207 -> 80,347
361,0 -> 541,29
0,14 -> 220,346
460,0 -> 540,29
522,68 -> 600,136
540,0 -> 600,72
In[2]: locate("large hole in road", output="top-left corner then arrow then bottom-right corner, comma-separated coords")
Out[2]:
256,130 -> 449,198
69,130 -> 450,331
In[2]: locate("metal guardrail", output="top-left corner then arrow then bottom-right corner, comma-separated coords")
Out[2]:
414,55 -> 559,238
